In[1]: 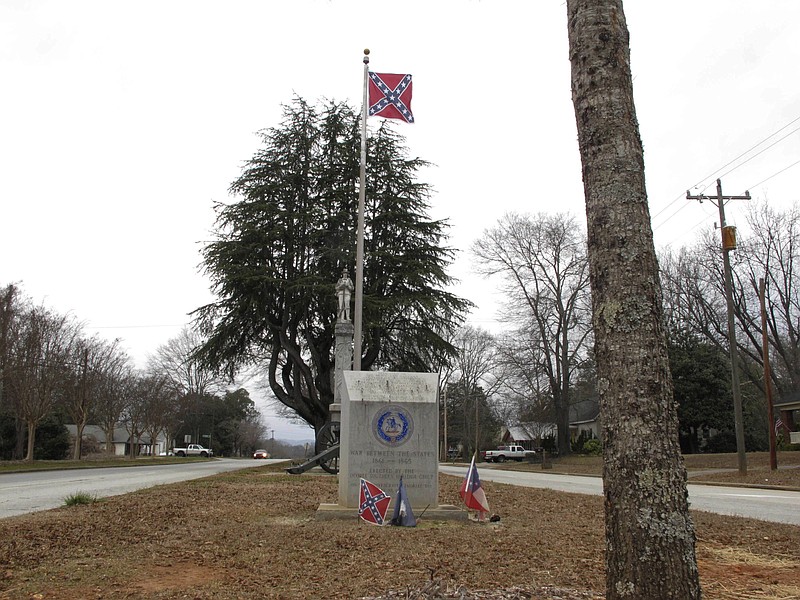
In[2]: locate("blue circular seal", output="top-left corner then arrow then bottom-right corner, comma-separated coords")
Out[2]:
373,405 -> 414,447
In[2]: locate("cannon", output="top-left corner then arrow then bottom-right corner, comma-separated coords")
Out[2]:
285,420 -> 340,474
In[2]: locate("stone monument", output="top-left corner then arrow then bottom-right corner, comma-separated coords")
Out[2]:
338,371 -> 440,508
316,270 -> 463,521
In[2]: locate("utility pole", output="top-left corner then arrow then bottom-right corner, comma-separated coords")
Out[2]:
687,179 -> 750,474
759,278 -> 778,471
441,382 -> 448,462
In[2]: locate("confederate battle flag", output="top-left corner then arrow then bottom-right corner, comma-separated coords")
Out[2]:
358,478 -> 391,525
368,72 -> 414,124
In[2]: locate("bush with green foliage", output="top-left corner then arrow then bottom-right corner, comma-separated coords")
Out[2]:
582,438 -> 602,455
0,411 -> 70,460
0,413 -> 17,460
704,429 -> 766,453
34,414 -> 70,460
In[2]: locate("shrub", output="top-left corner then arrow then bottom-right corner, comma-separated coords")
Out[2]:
582,438 -> 602,455
705,430 -> 765,453
34,414 -> 70,460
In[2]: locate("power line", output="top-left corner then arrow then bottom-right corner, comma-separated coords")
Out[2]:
653,114 -> 800,234
747,157 -> 800,191
689,115 -> 800,191
89,323 -> 188,330
716,124 -> 800,183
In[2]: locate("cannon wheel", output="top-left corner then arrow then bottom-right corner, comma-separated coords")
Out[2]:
316,421 -> 340,474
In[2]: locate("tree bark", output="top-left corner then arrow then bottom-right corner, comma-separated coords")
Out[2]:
73,421 -> 85,460
25,419 -> 36,461
566,1 -> 701,598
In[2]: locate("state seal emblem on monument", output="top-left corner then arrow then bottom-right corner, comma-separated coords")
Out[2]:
373,405 -> 414,447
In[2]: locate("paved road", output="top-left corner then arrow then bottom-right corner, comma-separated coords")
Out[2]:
439,465 -> 800,526
5,461 -> 797,525
0,459 -> 276,519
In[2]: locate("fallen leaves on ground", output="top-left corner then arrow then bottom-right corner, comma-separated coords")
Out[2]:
0,464 -> 798,599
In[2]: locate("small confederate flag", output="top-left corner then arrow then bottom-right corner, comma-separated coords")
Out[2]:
358,478 -> 391,526
460,455 -> 490,520
368,72 -> 414,123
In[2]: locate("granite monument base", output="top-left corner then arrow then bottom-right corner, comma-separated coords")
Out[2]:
339,371 -> 440,509
315,502 -> 467,522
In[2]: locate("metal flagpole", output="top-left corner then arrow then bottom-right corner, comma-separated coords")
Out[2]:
354,49 -> 369,371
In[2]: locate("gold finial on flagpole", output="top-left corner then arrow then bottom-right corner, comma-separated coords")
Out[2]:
363,48 -> 370,64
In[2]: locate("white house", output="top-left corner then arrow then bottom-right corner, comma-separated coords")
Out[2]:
500,398 -> 600,449
65,424 -> 167,457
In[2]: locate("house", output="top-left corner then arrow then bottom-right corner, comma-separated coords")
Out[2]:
500,423 -> 555,451
500,398 -> 600,449
65,424 -> 168,457
569,398 -> 601,441
774,393 -> 800,444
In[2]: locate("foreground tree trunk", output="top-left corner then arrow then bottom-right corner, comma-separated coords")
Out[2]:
566,1 -> 701,598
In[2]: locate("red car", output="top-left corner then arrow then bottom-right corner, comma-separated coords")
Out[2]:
253,449 -> 270,459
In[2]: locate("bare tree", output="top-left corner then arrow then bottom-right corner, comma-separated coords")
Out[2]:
447,325 -> 501,458
96,352 -> 134,456
63,336 -> 124,459
567,1 -> 700,597
235,417 -> 269,457
141,374 -> 177,456
120,371 -> 151,459
0,284 -> 27,459
661,202 -> 800,400
0,285 -> 21,411
150,327 -> 223,397
734,203 -> 800,396
472,212 -> 592,454
150,327 -> 227,447
7,305 -> 79,461
494,331 -> 555,439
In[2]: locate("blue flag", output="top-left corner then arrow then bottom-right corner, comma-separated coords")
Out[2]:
390,476 -> 417,527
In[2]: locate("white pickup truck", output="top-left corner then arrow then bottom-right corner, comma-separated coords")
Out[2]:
172,444 -> 213,458
482,445 -> 536,463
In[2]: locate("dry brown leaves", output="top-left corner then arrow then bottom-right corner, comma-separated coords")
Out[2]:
0,465 -> 798,600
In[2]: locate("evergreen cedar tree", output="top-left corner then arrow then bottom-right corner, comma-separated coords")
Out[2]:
567,1 -> 701,598
668,334 -> 734,454
192,98 -> 471,439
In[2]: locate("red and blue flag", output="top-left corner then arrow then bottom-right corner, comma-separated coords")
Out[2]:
359,478 -> 391,526
459,455 -> 490,519
368,72 -> 414,124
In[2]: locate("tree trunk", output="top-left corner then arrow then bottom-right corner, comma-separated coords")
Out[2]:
13,416 -> 26,460
566,1 -> 701,598
556,399 -> 571,455
25,419 -> 36,461
73,421 -> 85,460
103,423 -> 116,456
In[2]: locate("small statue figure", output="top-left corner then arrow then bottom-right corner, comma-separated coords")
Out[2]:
335,269 -> 354,322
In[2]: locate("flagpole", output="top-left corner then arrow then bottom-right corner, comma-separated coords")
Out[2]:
354,49 -> 369,371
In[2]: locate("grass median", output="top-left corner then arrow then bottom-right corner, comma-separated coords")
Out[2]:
0,454 -> 798,599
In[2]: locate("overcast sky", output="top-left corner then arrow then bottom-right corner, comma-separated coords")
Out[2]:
2,1 -> 799,442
